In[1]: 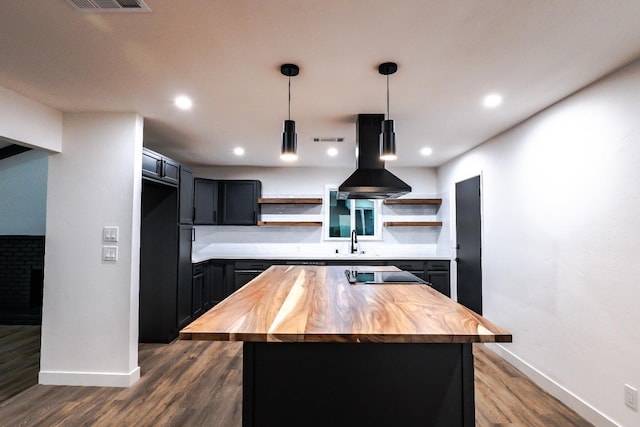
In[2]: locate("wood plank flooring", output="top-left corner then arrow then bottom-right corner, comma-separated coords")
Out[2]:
0,337 -> 592,426
0,325 -> 41,403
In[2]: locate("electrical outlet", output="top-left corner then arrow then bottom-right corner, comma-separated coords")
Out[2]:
625,384 -> 638,410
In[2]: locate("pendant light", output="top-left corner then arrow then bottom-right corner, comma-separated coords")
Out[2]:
379,62 -> 398,161
280,63 -> 299,161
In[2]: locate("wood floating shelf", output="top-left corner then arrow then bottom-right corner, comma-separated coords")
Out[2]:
257,221 -> 322,227
383,198 -> 442,205
258,198 -> 322,204
383,221 -> 443,227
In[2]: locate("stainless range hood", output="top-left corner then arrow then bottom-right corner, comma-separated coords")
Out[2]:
337,114 -> 411,200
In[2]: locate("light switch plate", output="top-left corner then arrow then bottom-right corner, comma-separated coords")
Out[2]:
103,226 -> 119,242
102,245 -> 118,262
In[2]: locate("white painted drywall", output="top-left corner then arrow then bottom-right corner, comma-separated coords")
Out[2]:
192,166 -> 438,196
438,60 -> 640,426
190,165 -> 449,255
0,149 -> 48,235
39,112 -> 142,387
0,86 -> 62,152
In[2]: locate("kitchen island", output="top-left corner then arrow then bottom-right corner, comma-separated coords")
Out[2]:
180,265 -> 511,426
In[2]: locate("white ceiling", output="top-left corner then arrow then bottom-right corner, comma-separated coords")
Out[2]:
2,0 -> 640,168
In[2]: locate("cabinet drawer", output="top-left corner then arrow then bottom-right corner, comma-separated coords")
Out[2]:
426,260 -> 450,271
389,260 -> 425,271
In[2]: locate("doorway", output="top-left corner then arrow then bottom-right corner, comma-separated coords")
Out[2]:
455,175 -> 482,315
0,143 -> 47,402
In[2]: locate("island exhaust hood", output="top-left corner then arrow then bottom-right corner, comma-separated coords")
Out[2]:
337,114 -> 411,200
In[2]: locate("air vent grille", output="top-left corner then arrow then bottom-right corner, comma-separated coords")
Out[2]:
313,137 -> 345,143
65,0 -> 151,12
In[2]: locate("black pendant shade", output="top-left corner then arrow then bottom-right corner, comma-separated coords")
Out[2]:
281,119 -> 297,161
380,119 -> 397,161
378,62 -> 398,161
280,63 -> 299,161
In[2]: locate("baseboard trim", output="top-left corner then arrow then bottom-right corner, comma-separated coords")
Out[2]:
487,344 -> 620,427
38,366 -> 140,387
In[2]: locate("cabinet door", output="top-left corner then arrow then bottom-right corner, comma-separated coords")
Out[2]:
194,178 -> 218,225
234,270 -> 262,291
177,226 -> 194,329
426,270 -> 450,297
192,271 -> 204,319
179,166 -> 194,224
210,262 -> 226,307
219,180 -> 261,225
162,158 -> 180,185
142,150 -> 161,179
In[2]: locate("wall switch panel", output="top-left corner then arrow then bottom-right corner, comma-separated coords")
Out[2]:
625,384 -> 638,410
103,226 -> 119,242
102,245 -> 118,262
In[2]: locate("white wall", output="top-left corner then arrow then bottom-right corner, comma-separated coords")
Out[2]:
39,112 -> 142,387
438,60 -> 640,426
0,149 -> 48,235
192,165 -> 438,196
191,165 -> 449,255
0,86 -> 62,152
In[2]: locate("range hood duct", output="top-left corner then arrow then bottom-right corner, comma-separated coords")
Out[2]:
337,114 -> 411,200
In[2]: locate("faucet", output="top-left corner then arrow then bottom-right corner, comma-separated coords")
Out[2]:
350,229 -> 358,254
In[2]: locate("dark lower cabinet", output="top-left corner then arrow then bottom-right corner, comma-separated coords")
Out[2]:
192,269 -> 204,319
426,270 -> 451,297
177,225 -> 194,330
190,261 -> 232,321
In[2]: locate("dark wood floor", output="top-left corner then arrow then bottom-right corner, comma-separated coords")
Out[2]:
0,325 -> 41,403
0,331 -> 591,426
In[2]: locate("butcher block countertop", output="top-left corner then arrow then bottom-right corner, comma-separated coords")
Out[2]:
180,265 -> 512,344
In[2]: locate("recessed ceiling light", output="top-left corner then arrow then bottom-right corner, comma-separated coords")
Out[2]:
420,147 -> 433,156
327,147 -> 338,157
233,147 -> 244,156
483,93 -> 502,108
174,95 -> 193,110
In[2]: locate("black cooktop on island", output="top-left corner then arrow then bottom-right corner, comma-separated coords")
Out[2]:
345,270 -> 427,285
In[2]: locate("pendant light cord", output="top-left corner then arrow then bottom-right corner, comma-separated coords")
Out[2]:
288,76 -> 291,120
386,74 -> 390,119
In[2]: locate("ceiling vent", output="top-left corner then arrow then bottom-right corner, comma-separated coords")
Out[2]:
313,137 -> 345,143
65,0 -> 151,12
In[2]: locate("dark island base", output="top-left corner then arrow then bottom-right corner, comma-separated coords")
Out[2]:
243,342 -> 474,427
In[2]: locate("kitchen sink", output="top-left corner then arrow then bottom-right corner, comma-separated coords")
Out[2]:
345,270 -> 426,285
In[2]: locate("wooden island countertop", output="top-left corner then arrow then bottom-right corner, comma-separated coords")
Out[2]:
180,265 -> 511,344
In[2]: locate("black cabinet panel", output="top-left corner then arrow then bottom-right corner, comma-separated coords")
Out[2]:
177,225 -> 194,329
426,260 -> 450,271
427,270 -> 450,297
139,180 -> 178,343
209,262 -> 226,307
179,166 -> 194,224
194,178 -> 218,225
219,180 -> 261,225
142,148 -> 179,186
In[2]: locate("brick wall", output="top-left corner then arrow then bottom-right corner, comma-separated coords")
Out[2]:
0,235 -> 45,324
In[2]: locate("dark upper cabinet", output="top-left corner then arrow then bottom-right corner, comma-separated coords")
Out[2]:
142,148 -> 179,186
194,179 -> 261,225
219,180 -> 261,225
179,166 -> 194,224
194,178 -> 219,225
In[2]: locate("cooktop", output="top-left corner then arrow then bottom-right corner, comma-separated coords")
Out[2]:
344,270 -> 427,285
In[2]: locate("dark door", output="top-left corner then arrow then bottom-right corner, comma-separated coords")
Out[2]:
177,225 -> 193,329
455,175 -> 482,314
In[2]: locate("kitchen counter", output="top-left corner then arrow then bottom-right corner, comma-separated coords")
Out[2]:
191,243 -> 451,263
181,265 -> 510,427
180,265 -> 509,343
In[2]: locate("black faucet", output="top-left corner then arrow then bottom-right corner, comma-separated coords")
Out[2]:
350,229 -> 358,254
